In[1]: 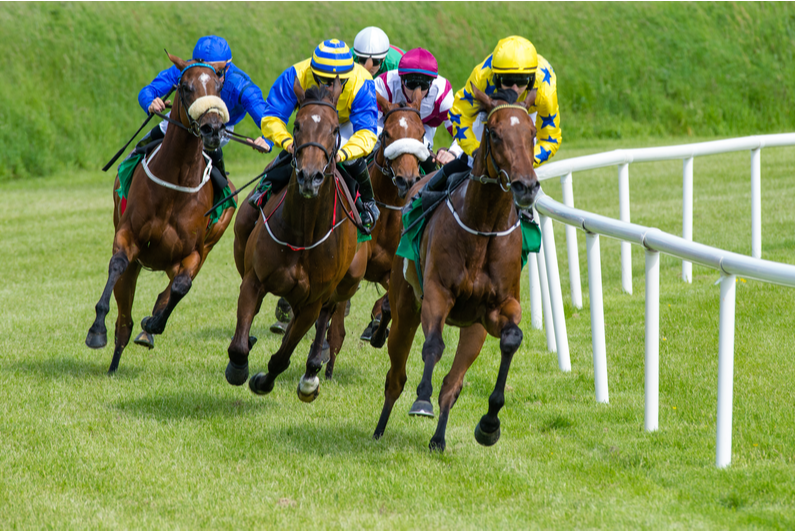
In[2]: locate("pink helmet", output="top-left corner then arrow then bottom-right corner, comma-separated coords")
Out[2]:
398,48 -> 438,79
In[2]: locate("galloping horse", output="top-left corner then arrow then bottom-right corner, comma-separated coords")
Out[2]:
224,79 -> 361,402
85,53 -> 236,374
322,89 -> 427,379
373,86 -> 540,451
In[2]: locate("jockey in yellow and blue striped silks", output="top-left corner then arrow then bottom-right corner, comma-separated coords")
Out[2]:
447,36 -> 561,168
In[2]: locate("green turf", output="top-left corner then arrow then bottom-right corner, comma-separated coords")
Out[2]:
1,137 -> 794,528
3,2 -> 795,178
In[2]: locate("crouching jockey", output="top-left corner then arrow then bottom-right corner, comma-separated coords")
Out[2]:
136,35 -> 270,195
374,47 -> 456,174
352,26 -> 405,78
424,35 -> 561,194
248,39 -> 380,229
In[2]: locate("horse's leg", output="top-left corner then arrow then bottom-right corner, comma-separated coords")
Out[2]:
249,300 -> 323,396
429,324 -> 488,452
107,261 -> 142,374
324,301 -> 347,380
475,297 -> 524,447
360,293 -> 385,342
298,304 -> 335,401
225,270 -> 266,386
409,283 -> 453,418
369,293 -> 391,349
373,266 -> 421,439
142,251 -> 202,335
86,230 -> 138,349
233,192 -> 259,279
203,180 -> 236,262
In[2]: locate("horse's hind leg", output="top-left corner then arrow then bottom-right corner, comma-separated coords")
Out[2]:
429,324 -> 487,452
298,304 -> 334,402
108,261 -> 142,374
475,298 -> 524,447
369,294 -> 391,349
324,301 -> 347,380
86,246 -> 135,349
361,293 -> 386,342
142,251 -> 202,335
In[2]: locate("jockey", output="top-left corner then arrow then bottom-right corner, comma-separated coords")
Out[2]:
424,35 -> 562,193
351,26 -> 405,78
249,39 -> 381,228
374,48 -> 457,174
136,35 -> 270,193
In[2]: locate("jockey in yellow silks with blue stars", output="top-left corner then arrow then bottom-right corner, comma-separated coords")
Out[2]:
249,39 -> 380,227
425,35 -> 561,193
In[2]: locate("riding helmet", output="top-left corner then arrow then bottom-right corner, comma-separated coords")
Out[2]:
193,36 -> 232,63
491,36 -> 537,74
353,27 -> 390,59
311,39 -> 355,78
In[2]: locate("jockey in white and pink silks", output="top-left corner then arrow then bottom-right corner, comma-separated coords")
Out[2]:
373,48 -> 457,175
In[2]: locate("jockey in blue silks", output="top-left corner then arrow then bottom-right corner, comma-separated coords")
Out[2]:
136,35 -> 271,193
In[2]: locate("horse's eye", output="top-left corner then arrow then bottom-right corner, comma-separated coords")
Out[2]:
181,84 -> 193,93
383,131 -> 391,140
489,130 -> 500,142
216,70 -> 224,78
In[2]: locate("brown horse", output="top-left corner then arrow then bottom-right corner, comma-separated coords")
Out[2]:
373,86 -> 540,451
224,79 -> 362,402
85,53 -> 236,374
322,89 -> 427,379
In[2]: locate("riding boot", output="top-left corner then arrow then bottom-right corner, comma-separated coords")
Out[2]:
135,124 -> 166,152
426,154 -> 470,192
344,157 -> 380,228
207,148 -> 228,196
249,150 -> 293,208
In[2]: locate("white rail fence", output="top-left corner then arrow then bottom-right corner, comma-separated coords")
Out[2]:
525,134 -> 795,468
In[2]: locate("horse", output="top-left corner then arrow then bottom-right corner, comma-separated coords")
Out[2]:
322,89 -> 427,379
372,85 -> 540,452
85,53 -> 236,374
224,79 -> 362,403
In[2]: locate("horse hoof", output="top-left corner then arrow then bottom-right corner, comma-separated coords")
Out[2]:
408,400 -> 434,418
429,437 -> 446,453
225,361 -> 249,386
360,318 -> 380,342
269,320 -> 288,335
249,372 -> 274,395
370,327 -> 389,349
248,336 -> 257,349
297,376 -> 320,403
474,421 -> 501,447
133,331 -> 154,350
140,316 -> 151,333
85,331 -> 107,349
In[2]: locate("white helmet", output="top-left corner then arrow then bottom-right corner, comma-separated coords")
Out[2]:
353,27 -> 390,60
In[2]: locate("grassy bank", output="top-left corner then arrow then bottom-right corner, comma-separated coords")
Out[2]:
2,2 -> 795,178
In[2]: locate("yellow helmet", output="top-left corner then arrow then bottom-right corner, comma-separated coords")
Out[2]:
491,36 -> 538,75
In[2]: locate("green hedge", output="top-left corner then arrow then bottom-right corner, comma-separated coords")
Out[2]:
2,2 -> 794,179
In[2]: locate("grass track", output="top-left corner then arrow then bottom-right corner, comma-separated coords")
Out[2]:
1,138 -> 794,528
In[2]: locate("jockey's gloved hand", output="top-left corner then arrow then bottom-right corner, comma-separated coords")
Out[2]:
361,200 -> 380,228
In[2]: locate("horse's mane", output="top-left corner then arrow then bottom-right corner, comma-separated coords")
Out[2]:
305,84 -> 335,103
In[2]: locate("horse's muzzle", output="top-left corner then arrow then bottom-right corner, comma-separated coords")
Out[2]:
200,123 -> 224,151
296,169 -> 325,199
511,179 -> 540,209
394,175 -> 419,199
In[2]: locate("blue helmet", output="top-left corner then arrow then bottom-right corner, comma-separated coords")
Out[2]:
192,36 -> 232,63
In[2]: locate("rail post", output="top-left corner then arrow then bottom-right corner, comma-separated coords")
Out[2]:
619,163 -> 633,294
586,233 -> 609,403
682,157 -> 693,283
751,148 -> 762,259
644,249 -> 660,432
540,214 -> 571,371
561,172 -> 583,309
716,273 -> 737,468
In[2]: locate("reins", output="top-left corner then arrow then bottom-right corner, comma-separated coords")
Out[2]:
470,103 -> 529,192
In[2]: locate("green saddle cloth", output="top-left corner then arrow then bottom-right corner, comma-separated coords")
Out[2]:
116,153 -> 236,227
395,196 -> 541,293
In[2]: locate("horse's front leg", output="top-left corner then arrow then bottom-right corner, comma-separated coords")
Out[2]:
225,270 -> 266,386
108,261 -> 142,374
249,299 -> 323,396
324,301 -> 347,380
298,304 -> 335,401
475,297 -> 524,447
86,230 -> 139,349
142,251 -> 202,335
409,283 -> 454,419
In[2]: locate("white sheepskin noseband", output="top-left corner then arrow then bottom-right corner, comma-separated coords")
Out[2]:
384,138 -> 430,161
188,95 -> 230,123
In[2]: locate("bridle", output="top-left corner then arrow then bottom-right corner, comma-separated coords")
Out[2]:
470,104 -> 530,193
290,99 -> 341,177
372,105 -> 424,187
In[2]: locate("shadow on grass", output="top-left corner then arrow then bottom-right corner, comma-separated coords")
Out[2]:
261,421 -> 421,456
5,356 -> 143,379
111,390 -> 274,420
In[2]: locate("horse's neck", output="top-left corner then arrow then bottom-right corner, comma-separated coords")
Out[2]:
150,104 -> 205,186
280,172 -> 338,243
457,153 -> 516,231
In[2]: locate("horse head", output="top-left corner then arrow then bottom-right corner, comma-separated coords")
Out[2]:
376,89 -> 426,198
471,83 -> 540,209
291,76 -> 342,199
167,52 -> 230,151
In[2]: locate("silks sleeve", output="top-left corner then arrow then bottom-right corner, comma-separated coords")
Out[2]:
448,66 -> 488,157
339,79 -> 378,162
533,58 -> 562,167
237,75 -> 269,141
138,66 -> 180,114
260,67 -> 299,151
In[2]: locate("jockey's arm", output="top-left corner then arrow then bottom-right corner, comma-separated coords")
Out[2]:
532,58 -> 562,167
337,80 -> 378,162
236,73 -> 272,151
260,67 -> 300,152
449,65 -> 490,158
138,66 -> 180,115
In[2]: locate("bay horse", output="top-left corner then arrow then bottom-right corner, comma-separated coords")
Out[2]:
85,53 -> 236,374
322,89 -> 427,379
373,86 -> 540,452
224,79 -> 362,402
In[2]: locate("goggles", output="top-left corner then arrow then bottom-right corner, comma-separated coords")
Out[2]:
358,56 -> 383,67
494,73 -> 535,89
401,74 -> 433,92
313,73 -> 348,87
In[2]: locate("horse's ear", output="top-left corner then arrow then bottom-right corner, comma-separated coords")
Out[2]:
166,50 -> 189,72
522,88 -> 538,110
471,82 -> 495,114
376,92 -> 392,114
330,76 -> 344,105
409,87 -> 423,111
293,75 -> 305,106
